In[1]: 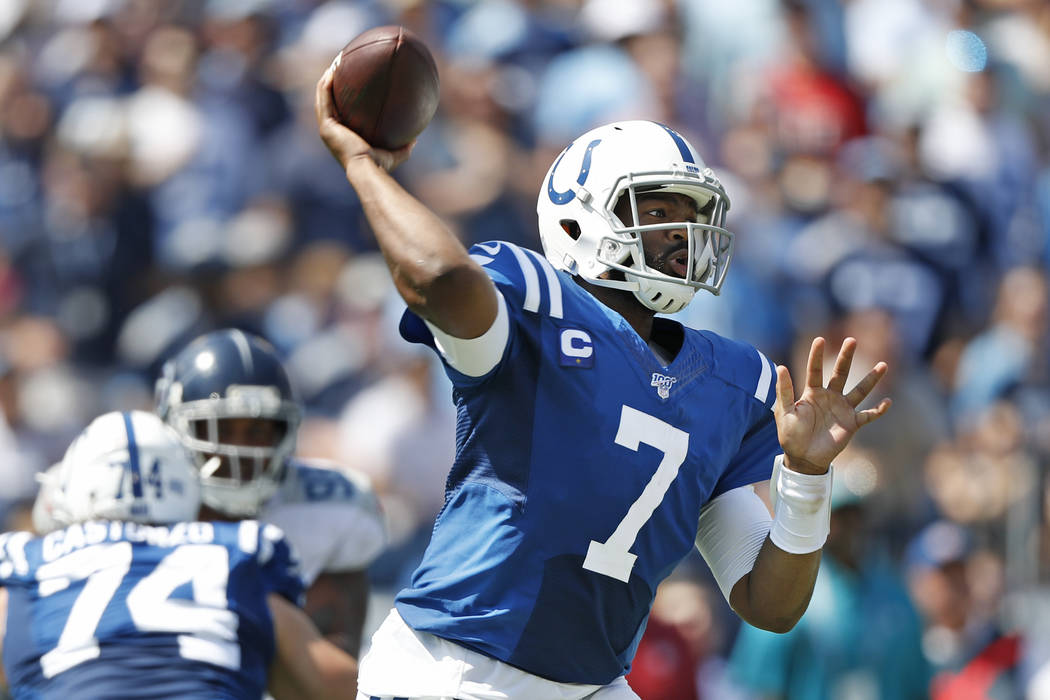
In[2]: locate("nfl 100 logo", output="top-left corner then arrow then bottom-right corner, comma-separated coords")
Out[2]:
650,372 -> 677,399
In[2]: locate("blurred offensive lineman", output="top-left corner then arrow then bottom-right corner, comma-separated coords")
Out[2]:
0,410 -> 356,699
33,330 -> 385,656
316,59 -> 891,700
153,329 -> 386,657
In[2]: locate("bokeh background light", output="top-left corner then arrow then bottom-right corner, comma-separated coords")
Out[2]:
945,28 -> 988,72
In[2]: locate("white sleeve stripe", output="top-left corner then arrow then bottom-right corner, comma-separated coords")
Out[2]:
238,520 -> 258,555
524,248 -> 564,319
504,243 -> 540,313
469,253 -> 494,266
754,349 -> 773,405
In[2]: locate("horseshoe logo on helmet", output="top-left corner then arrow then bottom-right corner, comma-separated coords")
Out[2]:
547,139 -> 602,205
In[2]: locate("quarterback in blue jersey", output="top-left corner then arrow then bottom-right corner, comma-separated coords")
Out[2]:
317,63 -> 890,699
1,410 -> 357,699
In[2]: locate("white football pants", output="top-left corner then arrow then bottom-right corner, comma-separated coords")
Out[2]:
356,608 -> 640,700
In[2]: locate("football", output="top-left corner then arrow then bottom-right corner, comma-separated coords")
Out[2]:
330,25 -> 440,150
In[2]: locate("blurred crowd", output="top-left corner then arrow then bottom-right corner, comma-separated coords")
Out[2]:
1,0 -> 1050,697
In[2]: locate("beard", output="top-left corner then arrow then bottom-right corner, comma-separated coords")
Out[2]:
645,240 -> 690,279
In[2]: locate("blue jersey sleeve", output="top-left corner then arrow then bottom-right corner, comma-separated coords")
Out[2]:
457,241 -> 565,321
399,240 -> 567,384
711,416 -> 780,497
701,332 -> 782,498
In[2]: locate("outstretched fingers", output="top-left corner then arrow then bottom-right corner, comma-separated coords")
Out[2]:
773,364 -> 796,419
826,337 -> 857,394
844,361 -> 889,408
856,397 -> 892,426
805,337 -> 826,390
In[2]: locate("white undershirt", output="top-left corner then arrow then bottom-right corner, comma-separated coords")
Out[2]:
423,293 -> 510,377
695,483 -> 774,603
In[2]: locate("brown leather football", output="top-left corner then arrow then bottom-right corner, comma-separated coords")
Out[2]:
330,25 -> 440,150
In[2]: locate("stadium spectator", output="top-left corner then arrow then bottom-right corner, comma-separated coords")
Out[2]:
625,614 -> 699,700
951,265 -> 1050,427
629,577 -> 752,700
0,409 -> 357,699
729,447 -> 931,699
816,307 -> 951,545
906,519 -> 1023,700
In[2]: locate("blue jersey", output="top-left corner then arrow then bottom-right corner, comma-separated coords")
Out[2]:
396,241 -> 780,684
0,519 -> 304,700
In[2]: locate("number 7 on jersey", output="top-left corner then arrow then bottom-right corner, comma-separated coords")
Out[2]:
583,405 -> 689,583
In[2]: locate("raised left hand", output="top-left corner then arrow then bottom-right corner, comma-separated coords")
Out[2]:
773,337 -> 891,475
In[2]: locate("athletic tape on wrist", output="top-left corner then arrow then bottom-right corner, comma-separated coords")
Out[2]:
768,453 -> 833,554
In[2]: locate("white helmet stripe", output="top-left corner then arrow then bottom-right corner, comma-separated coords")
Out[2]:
230,329 -> 255,375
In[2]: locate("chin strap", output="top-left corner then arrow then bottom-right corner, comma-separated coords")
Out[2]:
633,275 -> 697,314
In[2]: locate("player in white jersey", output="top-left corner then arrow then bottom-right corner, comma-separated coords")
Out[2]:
316,65 -> 891,698
1,410 -> 357,699
153,328 -> 386,656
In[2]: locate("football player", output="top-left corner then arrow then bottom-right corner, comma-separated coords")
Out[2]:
154,329 -> 386,657
317,64 -> 891,699
0,410 -> 356,699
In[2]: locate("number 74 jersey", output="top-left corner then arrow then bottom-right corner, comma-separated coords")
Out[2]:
0,519 -> 304,699
396,241 -> 782,686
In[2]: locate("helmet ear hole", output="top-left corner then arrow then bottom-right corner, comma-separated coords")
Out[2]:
560,220 -> 582,240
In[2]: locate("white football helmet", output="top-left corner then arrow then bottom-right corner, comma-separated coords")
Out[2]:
52,410 -> 201,525
537,120 -> 733,314
31,463 -> 66,534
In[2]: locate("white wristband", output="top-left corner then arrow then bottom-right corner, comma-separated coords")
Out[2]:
768,454 -> 833,554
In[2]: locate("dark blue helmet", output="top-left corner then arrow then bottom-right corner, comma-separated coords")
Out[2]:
155,329 -> 302,516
